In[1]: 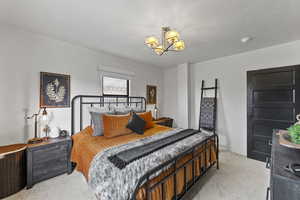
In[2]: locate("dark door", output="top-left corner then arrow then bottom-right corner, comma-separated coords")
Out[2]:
247,66 -> 300,162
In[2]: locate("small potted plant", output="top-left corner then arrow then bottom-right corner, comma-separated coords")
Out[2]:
287,124 -> 300,144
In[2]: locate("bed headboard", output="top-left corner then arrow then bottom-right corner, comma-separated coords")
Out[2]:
71,95 -> 146,135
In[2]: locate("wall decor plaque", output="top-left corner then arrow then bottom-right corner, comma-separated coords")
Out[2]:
40,72 -> 70,108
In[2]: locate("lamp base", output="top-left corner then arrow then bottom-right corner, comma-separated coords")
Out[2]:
28,138 -> 44,144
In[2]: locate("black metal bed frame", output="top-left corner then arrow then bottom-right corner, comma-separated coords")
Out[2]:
71,95 -> 146,135
70,94 -> 219,200
131,134 -> 218,200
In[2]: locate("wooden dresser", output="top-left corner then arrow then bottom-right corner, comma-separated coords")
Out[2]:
154,117 -> 173,128
26,137 -> 72,189
0,144 -> 26,198
267,130 -> 300,200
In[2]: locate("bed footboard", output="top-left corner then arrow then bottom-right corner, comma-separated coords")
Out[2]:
132,134 -> 219,200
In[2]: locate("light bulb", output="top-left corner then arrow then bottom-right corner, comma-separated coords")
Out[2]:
42,114 -> 48,121
165,30 -> 179,44
145,36 -> 159,48
174,40 -> 185,51
154,45 -> 164,55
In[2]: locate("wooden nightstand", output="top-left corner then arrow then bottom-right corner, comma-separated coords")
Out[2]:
154,117 -> 174,128
26,137 -> 72,189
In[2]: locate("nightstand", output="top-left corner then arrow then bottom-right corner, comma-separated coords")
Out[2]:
154,117 -> 174,128
26,137 -> 72,189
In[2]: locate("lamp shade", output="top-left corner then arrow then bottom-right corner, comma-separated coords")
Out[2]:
145,36 -> 159,48
41,107 -> 48,122
154,105 -> 159,119
165,30 -> 179,44
154,45 -> 164,55
174,40 -> 185,51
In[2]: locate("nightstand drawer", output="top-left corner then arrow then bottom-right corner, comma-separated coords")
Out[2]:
32,144 -> 68,164
27,137 -> 72,189
154,117 -> 173,128
33,157 -> 68,183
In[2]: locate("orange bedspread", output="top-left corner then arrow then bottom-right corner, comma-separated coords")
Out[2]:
71,124 -> 172,179
71,125 -> 217,200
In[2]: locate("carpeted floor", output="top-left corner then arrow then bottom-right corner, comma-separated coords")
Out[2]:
5,152 -> 268,200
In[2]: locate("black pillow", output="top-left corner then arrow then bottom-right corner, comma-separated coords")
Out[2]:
127,112 -> 146,134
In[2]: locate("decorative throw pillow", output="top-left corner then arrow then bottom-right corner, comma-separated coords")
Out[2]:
137,111 -> 155,129
130,105 -> 144,113
102,113 -> 132,138
88,107 -> 114,136
88,106 -> 110,113
127,112 -> 146,134
114,105 -> 132,115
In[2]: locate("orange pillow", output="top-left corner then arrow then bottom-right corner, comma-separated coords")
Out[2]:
102,114 -> 132,138
137,111 -> 154,129
81,126 -> 94,136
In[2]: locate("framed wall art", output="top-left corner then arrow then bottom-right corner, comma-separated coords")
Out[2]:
146,85 -> 157,105
40,72 -> 70,108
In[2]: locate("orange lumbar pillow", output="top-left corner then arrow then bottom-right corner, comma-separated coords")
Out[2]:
102,113 -> 132,138
137,111 -> 154,129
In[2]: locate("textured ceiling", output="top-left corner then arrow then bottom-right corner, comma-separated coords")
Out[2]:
0,0 -> 299,68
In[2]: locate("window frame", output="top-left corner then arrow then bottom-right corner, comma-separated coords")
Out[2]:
102,75 -> 130,97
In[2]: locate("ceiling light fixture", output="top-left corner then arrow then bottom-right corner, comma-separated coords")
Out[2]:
145,27 -> 185,56
241,36 -> 253,43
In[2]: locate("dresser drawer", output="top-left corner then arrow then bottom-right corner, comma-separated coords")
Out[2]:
272,176 -> 300,200
32,157 -> 68,183
269,131 -> 300,200
32,143 -> 68,164
154,118 -> 173,128
27,137 -> 72,189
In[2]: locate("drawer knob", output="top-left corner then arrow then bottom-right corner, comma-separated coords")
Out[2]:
266,187 -> 270,200
266,157 -> 271,169
268,140 -> 272,146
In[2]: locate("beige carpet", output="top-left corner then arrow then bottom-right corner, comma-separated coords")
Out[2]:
5,152 -> 268,200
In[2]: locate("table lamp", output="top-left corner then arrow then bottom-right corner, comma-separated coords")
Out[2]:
154,105 -> 159,120
26,107 -> 48,144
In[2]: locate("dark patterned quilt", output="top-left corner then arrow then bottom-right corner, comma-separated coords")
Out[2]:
88,128 -> 212,200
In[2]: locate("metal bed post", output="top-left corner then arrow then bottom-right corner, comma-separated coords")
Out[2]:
173,160 -> 177,200
79,96 -> 83,131
198,80 -> 205,131
213,79 -> 219,169
71,96 -> 76,136
90,103 -> 94,125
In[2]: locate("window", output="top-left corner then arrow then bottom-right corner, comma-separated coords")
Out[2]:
102,76 -> 129,96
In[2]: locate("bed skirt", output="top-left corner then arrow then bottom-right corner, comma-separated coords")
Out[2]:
135,138 -> 217,200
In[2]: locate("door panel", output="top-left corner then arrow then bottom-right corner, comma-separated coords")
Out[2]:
253,89 -> 293,104
247,66 -> 299,162
252,137 -> 272,154
252,120 -> 290,138
253,107 -> 294,121
252,71 -> 293,88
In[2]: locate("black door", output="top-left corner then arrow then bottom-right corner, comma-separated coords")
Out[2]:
247,66 -> 300,162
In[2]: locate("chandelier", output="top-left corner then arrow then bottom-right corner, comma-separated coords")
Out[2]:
145,27 -> 185,56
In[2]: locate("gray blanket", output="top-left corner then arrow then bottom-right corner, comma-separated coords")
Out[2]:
88,128 -> 211,200
108,129 -> 199,169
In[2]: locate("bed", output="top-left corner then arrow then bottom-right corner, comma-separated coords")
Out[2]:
70,95 -> 219,200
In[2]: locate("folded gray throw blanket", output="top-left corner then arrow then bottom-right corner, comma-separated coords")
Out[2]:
88,128 -> 212,200
108,129 -> 199,169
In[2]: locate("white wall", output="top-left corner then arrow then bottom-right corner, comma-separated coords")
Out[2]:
162,67 -> 178,126
164,40 -> 300,155
176,63 -> 190,129
162,63 -> 191,128
0,24 -> 164,146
